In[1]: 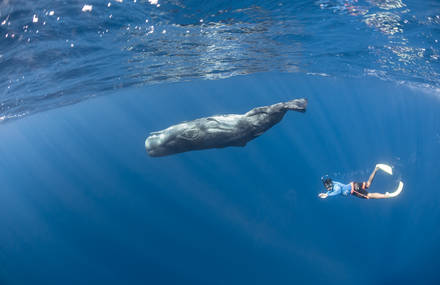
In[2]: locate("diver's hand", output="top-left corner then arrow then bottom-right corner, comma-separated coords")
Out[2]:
318,193 -> 328,199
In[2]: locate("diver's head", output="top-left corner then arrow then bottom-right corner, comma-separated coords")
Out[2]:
321,175 -> 333,191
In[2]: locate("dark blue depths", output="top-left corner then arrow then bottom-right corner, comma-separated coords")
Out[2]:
0,73 -> 439,285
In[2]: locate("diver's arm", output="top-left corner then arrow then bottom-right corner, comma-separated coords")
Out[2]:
326,190 -> 340,197
319,190 -> 338,199
319,184 -> 341,199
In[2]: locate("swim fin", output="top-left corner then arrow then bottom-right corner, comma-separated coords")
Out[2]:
385,181 -> 404,198
376,164 -> 393,175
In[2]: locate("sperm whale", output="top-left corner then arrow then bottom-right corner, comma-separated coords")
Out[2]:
145,98 -> 307,157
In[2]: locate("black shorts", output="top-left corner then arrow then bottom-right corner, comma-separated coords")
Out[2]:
351,182 -> 369,199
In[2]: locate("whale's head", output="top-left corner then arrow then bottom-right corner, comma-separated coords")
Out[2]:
145,132 -> 173,157
145,123 -> 199,157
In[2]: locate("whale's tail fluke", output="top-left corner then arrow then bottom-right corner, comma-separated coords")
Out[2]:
283,98 -> 307,112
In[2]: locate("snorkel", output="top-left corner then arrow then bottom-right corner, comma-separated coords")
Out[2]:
321,175 -> 333,191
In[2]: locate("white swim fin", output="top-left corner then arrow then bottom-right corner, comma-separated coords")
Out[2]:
376,164 -> 393,175
385,181 -> 404,198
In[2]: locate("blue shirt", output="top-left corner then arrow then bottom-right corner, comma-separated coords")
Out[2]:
327,181 -> 351,197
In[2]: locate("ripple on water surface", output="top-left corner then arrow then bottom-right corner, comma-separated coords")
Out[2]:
0,0 -> 439,122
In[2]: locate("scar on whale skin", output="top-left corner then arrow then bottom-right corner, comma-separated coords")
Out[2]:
145,98 -> 307,157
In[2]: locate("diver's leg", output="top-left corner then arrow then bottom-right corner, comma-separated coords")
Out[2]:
367,193 -> 390,199
366,166 -> 379,188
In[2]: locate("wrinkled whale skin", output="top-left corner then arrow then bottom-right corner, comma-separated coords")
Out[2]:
145,98 -> 307,157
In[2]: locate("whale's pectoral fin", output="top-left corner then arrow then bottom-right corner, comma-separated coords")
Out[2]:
283,98 -> 307,112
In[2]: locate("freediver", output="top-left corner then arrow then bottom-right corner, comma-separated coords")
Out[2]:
318,164 -> 404,199
145,98 -> 307,157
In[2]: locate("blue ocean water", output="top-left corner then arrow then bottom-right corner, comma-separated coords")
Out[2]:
1,0 -> 440,284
